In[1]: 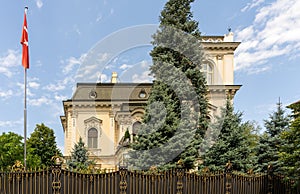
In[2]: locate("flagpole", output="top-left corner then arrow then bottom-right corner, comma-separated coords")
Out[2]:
24,67 -> 27,169
22,6 -> 29,170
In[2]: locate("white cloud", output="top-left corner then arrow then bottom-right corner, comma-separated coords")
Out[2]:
28,81 -> 40,89
119,63 -> 133,70
0,118 -> 23,128
241,0 -> 265,12
235,0 -> 300,73
132,70 -> 152,83
235,26 -> 254,41
247,66 -> 271,74
43,76 -> 74,92
16,82 -> 34,97
0,50 -> 21,77
73,52 -> 111,82
75,64 -> 98,79
62,54 -> 86,75
44,83 -> 65,92
36,0 -> 43,9
54,94 -> 68,101
97,52 -> 110,63
140,60 -> 151,68
0,89 -> 13,100
29,96 -> 52,106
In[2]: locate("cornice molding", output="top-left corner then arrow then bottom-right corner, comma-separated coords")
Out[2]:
202,42 -> 240,51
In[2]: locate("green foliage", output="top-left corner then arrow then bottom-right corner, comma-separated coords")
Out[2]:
67,137 -> 94,171
0,132 -> 23,170
26,150 -> 42,168
256,101 -> 290,173
129,0 -> 208,170
201,100 -> 257,172
279,101 -> 300,184
159,0 -> 200,35
124,129 -> 130,140
26,123 -> 61,168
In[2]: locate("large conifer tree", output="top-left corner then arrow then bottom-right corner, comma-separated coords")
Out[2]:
129,0 -> 208,170
279,101 -> 300,184
67,137 -> 93,171
201,100 -> 256,172
256,101 -> 289,173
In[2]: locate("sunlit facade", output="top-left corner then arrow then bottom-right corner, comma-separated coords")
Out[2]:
60,32 -> 241,169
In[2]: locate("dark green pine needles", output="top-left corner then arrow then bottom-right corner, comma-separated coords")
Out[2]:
129,0 -> 208,170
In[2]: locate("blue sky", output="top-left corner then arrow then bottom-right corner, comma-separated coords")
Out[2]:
0,0 -> 299,151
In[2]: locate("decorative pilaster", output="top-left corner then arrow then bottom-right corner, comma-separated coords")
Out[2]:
51,155 -> 63,194
225,161 -> 233,194
267,164 -> 273,194
176,160 -> 184,194
119,167 -> 128,194
11,160 -> 25,182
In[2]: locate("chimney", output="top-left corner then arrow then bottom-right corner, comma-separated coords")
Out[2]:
224,31 -> 234,42
111,72 -> 118,83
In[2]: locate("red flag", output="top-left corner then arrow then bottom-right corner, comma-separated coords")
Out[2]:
20,8 -> 29,69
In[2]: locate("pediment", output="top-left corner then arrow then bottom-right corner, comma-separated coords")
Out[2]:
84,116 -> 102,124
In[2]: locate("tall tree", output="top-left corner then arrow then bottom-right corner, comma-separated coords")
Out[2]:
279,101 -> 300,184
27,123 -> 61,167
0,132 -> 23,170
256,101 -> 290,173
67,137 -> 93,171
129,0 -> 208,170
201,100 -> 257,172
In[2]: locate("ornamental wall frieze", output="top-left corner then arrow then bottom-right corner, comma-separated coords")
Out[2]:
225,89 -> 239,99
70,103 -> 111,108
200,37 -> 224,42
69,110 -> 78,118
202,42 -> 240,52
116,114 -> 133,125
207,87 -> 241,98
204,47 -> 238,51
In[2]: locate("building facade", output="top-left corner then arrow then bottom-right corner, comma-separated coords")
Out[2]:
60,32 -> 241,169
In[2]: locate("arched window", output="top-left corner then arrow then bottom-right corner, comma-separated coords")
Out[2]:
88,128 -> 98,148
132,122 -> 141,136
201,62 -> 213,85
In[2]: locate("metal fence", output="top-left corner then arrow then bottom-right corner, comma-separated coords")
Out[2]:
1,164 -> 299,194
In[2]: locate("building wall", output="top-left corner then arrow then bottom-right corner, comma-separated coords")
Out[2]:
61,33 -> 241,169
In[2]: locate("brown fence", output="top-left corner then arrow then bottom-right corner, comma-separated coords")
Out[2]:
1,164 -> 299,194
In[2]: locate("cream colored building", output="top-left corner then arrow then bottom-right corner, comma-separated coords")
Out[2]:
60,32 -> 241,169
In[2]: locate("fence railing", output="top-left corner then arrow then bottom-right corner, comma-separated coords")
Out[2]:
0,164 -> 299,194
